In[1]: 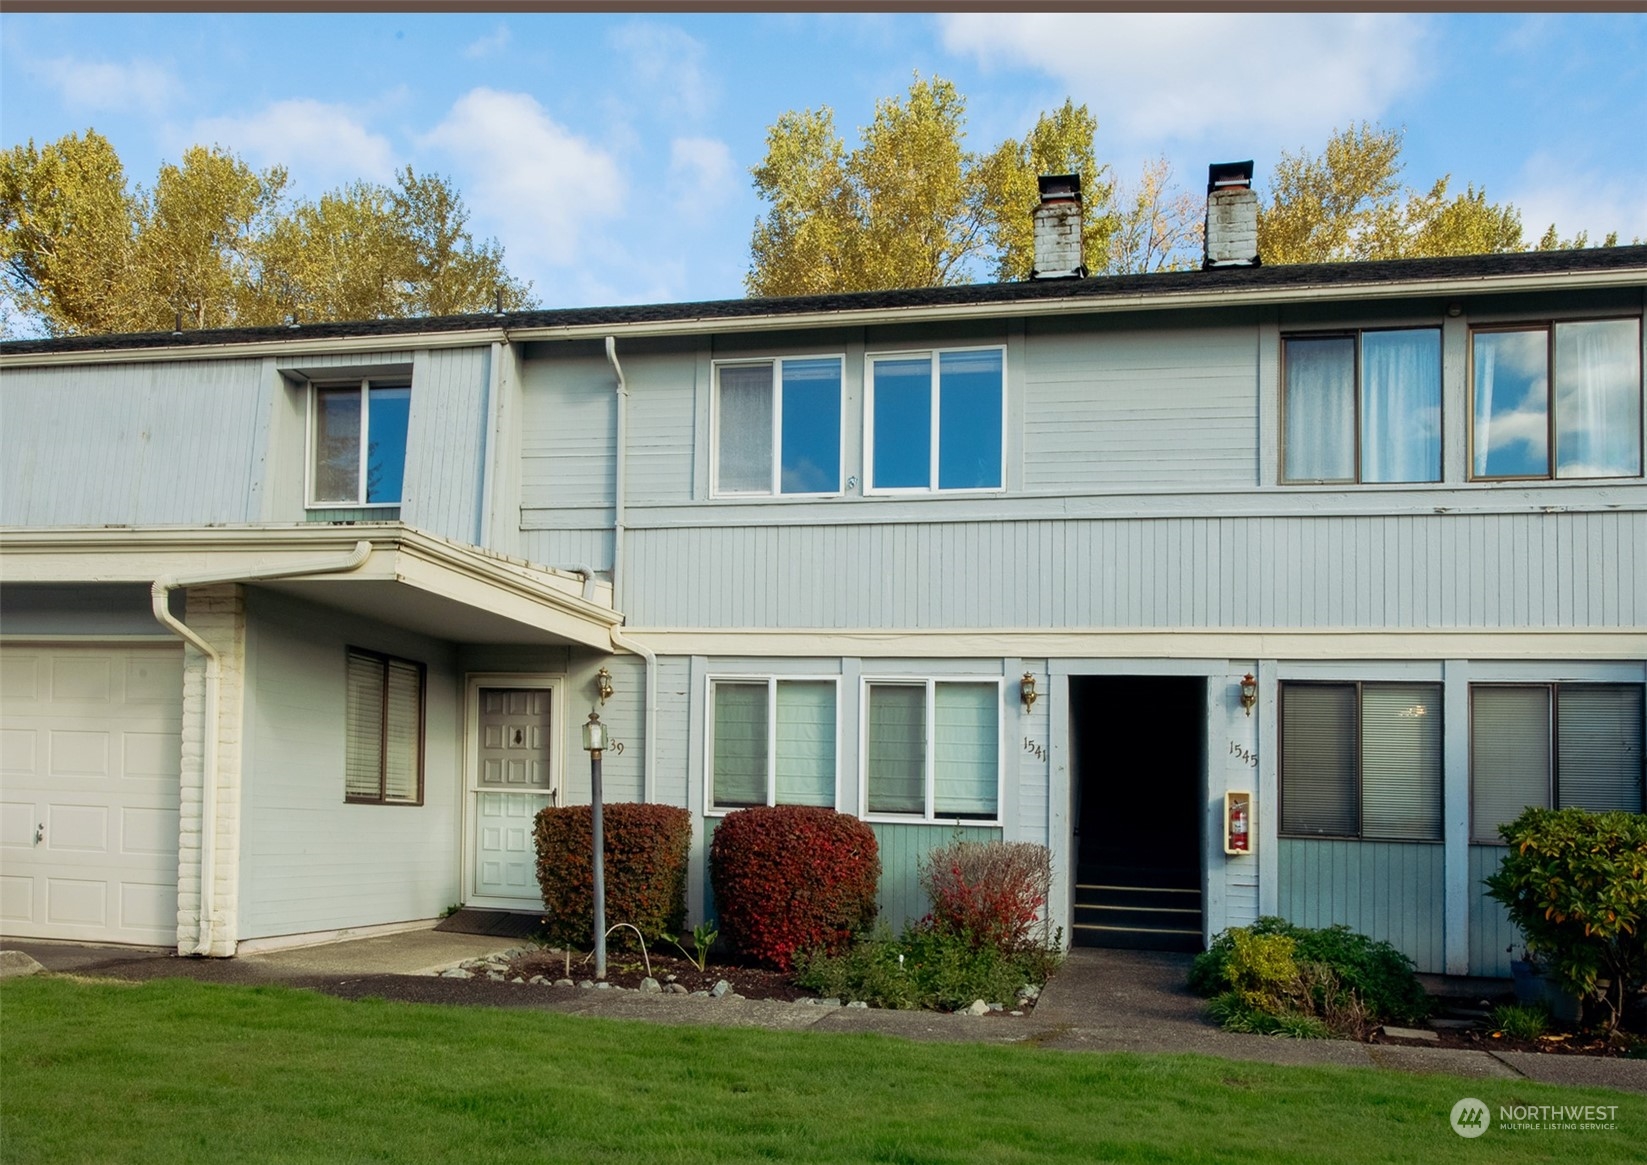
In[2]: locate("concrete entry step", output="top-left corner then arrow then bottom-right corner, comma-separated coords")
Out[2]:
435,909 -> 542,939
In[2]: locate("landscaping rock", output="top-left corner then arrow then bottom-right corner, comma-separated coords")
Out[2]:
710,979 -> 731,998
485,971 -> 505,982
1010,1010 -> 1024,1017
1380,1025 -> 1439,1042
663,983 -> 689,995
577,980 -> 594,989
965,999 -> 990,1017
593,981 -> 612,990
440,968 -> 473,980
0,951 -> 44,979
553,978 -> 574,988
690,990 -> 710,998
639,977 -> 662,994
528,975 -> 548,986
846,1001 -> 868,1009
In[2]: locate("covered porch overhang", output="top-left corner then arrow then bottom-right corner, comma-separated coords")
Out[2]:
0,522 -> 623,650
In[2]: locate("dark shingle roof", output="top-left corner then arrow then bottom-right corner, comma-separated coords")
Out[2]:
4,246 -> 1643,357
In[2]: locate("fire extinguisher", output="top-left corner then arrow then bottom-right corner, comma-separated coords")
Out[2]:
1229,803 -> 1249,852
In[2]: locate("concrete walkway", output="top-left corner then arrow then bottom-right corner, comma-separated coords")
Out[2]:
5,934 -> 1644,1096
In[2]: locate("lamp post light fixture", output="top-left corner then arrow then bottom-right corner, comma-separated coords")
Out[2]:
581,710 -> 609,980
1239,673 -> 1258,717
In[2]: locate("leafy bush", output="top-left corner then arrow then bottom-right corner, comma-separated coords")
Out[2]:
533,803 -> 692,950
709,806 -> 880,970
919,840 -> 1051,953
1190,917 -> 1429,1035
1485,807 -> 1647,1034
794,923 -> 1061,1012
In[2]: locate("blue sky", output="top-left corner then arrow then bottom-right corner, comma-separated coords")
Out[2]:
3,11 -> 1644,313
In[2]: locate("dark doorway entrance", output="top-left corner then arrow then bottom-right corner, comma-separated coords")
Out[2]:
1070,675 -> 1204,951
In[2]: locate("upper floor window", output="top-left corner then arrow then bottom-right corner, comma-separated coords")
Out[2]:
1280,681 -> 1442,841
1471,683 -> 1644,842
708,677 -> 838,811
868,347 -> 1004,492
344,647 -> 424,805
863,678 -> 1000,822
1283,328 -> 1441,484
1471,319 -> 1642,480
714,357 -> 842,496
310,379 -> 411,507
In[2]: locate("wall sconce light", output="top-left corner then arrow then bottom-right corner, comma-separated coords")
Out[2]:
1239,673 -> 1258,717
1020,672 -> 1038,712
595,667 -> 614,705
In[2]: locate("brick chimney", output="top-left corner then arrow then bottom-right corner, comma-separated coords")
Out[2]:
1031,174 -> 1086,279
1203,161 -> 1260,268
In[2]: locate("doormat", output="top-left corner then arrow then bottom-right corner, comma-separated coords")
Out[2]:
434,909 -> 543,939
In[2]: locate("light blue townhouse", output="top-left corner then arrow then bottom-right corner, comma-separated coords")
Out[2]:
2,172 -> 1642,977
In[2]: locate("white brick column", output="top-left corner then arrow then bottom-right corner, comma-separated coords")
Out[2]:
175,583 -> 246,957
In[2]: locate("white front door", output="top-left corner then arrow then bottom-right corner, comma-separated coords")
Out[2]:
0,643 -> 183,945
469,685 -> 558,908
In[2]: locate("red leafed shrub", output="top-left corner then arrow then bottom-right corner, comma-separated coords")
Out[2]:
709,806 -> 880,970
534,802 -> 692,949
920,840 -> 1052,953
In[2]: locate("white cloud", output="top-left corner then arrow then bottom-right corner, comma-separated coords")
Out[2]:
191,100 -> 396,189
464,25 -> 511,60
420,88 -> 623,271
666,137 -> 737,223
939,14 -> 1429,146
36,57 -> 181,115
1510,157 -> 1647,245
610,21 -> 716,124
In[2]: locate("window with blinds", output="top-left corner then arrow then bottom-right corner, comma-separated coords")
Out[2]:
709,679 -> 837,811
1280,682 -> 1441,841
865,679 -> 1000,822
1472,683 -> 1644,841
344,648 -> 425,805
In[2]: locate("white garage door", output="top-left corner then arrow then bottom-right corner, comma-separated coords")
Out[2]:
0,643 -> 183,946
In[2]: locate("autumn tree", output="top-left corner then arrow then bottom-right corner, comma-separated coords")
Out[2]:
1,131 -> 533,337
1106,157 -> 1203,274
747,76 -> 1120,296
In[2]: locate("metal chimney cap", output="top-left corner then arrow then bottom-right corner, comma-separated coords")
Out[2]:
1037,173 -> 1082,202
1207,160 -> 1255,193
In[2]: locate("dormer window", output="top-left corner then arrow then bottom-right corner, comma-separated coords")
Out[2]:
309,379 -> 411,507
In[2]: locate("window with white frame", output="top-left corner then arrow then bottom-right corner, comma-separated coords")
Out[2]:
345,647 -> 424,805
1471,683 -> 1644,841
1283,328 -> 1442,483
310,379 -> 412,506
714,357 -> 843,495
863,679 -> 1000,821
1280,682 -> 1442,840
1471,318 -> 1642,480
867,347 -> 1004,492
709,678 -> 838,810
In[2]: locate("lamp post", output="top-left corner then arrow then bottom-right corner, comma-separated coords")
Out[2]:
581,710 -> 608,980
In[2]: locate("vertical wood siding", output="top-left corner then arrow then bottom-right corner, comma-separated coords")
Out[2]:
869,822 -> 1003,932
519,351 -> 617,516
619,510 -> 1643,630
400,348 -> 489,543
1276,838 -> 1445,972
2,360 -> 269,525
1469,844 -> 1519,978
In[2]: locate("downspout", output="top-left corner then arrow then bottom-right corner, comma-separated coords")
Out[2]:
604,336 -> 656,803
478,340 -> 503,545
151,539 -> 374,955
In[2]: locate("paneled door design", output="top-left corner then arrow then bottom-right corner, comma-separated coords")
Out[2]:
471,686 -> 557,906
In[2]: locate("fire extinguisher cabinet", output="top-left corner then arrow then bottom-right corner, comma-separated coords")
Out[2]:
1224,791 -> 1253,856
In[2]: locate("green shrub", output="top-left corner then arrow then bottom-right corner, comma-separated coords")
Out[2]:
1190,917 -> 1429,1035
533,803 -> 692,950
709,806 -> 880,970
919,840 -> 1051,953
1485,807 -> 1647,1034
793,923 -> 1060,1012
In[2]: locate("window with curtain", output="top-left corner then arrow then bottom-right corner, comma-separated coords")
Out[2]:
868,347 -> 1004,492
344,648 -> 424,805
1279,682 -> 1441,840
709,678 -> 837,811
865,679 -> 1000,821
713,357 -> 843,495
1472,319 -> 1642,480
311,380 -> 411,506
1471,683 -> 1645,841
1282,329 -> 1440,483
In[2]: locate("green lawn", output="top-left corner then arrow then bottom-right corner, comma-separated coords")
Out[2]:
2,977 -> 1641,1164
